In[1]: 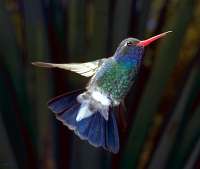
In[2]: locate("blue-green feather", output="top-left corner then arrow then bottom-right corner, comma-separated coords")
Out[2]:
88,46 -> 144,103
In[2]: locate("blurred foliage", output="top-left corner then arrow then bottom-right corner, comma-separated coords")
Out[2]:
0,0 -> 200,169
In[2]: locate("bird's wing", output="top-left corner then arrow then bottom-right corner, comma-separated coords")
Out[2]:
32,59 -> 106,77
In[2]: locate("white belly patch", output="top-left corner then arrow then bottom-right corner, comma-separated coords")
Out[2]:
76,90 -> 111,121
91,91 -> 111,106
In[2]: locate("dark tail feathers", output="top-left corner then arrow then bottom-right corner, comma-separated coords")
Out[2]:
48,89 -> 119,153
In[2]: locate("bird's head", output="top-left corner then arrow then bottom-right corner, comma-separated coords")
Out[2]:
115,31 -> 172,58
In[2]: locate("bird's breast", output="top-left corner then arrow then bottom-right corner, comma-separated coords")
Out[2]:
87,57 -> 141,105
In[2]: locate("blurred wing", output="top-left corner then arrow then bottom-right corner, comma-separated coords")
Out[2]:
32,59 -> 106,77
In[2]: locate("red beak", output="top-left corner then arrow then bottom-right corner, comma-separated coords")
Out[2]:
137,31 -> 172,47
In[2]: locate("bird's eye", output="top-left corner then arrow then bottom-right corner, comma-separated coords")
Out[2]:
127,42 -> 132,46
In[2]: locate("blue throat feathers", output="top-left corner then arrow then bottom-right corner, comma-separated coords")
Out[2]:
114,46 -> 144,68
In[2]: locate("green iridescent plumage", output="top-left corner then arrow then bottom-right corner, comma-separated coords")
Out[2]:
88,39 -> 144,104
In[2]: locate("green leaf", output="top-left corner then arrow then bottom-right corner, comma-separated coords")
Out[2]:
112,0 -> 132,50
0,113 -> 18,169
148,53 -> 200,169
183,136 -> 200,169
121,0 -> 196,168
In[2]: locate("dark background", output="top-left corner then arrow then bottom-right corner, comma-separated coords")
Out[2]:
0,0 -> 200,169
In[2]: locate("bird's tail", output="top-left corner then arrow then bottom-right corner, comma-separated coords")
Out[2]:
48,89 -> 119,153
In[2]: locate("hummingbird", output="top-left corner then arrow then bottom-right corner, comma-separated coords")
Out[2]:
32,31 -> 171,153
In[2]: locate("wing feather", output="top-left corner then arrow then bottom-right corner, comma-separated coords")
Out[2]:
32,59 -> 106,77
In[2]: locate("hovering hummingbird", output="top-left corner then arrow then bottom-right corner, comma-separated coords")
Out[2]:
32,31 -> 171,153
